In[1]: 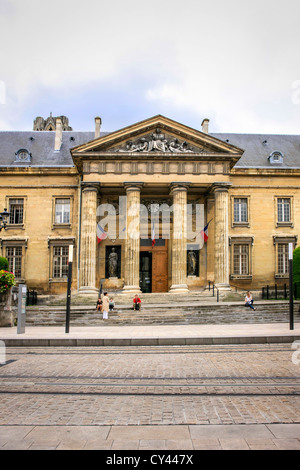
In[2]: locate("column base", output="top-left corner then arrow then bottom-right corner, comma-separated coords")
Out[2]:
78,286 -> 99,295
169,284 -> 189,294
122,285 -> 141,294
214,283 -> 231,291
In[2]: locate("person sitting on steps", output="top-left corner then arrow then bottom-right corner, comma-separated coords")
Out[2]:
133,294 -> 142,311
245,291 -> 256,310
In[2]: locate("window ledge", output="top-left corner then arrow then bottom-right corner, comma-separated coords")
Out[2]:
49,278 -> 68,283
5,224 -> 24,230
230,274 -> 252,280
232,222 -> 250,228
275,274 -> 289,279
52,224 -> 72,229
276,222 -> 293,228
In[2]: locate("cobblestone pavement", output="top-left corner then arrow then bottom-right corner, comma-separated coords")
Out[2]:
1,343 -> 300,449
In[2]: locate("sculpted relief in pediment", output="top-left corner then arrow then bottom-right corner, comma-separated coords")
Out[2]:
114,128 -> 206,154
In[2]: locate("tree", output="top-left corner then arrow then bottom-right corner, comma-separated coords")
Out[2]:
293,247 -> 300,284
0,257 -> 9,271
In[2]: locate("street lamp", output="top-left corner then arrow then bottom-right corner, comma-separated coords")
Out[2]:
0,209 -> 9,231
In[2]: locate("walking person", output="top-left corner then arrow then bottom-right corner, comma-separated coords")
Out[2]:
245,291 -> 256,310
102,291 -> 110,320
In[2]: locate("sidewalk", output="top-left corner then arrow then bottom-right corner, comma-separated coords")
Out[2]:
0,322 -> 299,346
1,424 -> 300,450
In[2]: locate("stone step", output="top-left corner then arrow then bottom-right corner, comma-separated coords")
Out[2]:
24,301 -> 300,326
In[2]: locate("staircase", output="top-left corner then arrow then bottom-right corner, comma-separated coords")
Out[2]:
25,290 -> 300,326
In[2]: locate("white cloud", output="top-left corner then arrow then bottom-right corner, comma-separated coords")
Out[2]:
0,0 -> 300,133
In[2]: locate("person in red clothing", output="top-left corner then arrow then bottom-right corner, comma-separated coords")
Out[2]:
133,294 -> 142,311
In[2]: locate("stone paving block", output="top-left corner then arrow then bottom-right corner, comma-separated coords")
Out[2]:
1,440 -> 34,450
84,439 -> 113,450
56,439 -> 87,450
0,426 -> 34,442
246,439 -> 278,450
108,425 -> 190,441
165,439 -> 194,450
189,424 -> 273,440
273,439 -> 300,450
139,439 -> 166,450
219,438 -> 250,450
192,438 -> 221,450
111,440 -> 140,450
267,424 -> 300,439
25,425 -> 110,442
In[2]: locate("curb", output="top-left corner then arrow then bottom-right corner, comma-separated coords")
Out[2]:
2,334 -> 300,347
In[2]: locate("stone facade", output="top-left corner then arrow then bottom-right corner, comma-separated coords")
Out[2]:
0,114 -> 298,295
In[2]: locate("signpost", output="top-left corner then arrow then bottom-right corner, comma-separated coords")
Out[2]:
65,245 -> 73,334
289,243 -> 294,331
17,284 -> 27,334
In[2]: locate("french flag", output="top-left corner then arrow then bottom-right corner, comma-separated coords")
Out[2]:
96,223 -> 108,244
151,221 -> 156,248
200,222 -> 209,242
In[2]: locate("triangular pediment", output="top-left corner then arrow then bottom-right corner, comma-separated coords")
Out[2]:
71,115 -> 244,171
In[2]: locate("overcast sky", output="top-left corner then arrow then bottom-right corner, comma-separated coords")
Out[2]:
1,0 -> 300,134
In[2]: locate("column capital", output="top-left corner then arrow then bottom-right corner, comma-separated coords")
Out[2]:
210,182 -> 232,194
124,182 -> 144,193
169,182 -> 191,194
81,181 -> 101,193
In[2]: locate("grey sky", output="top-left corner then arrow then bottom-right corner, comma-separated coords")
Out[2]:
1,0 -> 300,134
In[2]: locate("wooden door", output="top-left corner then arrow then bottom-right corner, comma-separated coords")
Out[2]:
152,248 -> 168,293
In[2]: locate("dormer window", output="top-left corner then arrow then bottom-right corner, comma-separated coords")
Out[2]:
15,148 -> 31,163
269,151 -> 284,164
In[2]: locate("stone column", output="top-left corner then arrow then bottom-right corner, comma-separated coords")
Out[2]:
79,182 -> 100,294
212,182 -> 231,290
169,183 -> 189,293
122,183 -> 143,293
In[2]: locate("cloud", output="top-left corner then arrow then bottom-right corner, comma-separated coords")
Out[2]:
0,0 -> 300,133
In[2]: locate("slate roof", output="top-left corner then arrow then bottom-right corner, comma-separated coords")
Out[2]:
212,133 -> 300,169
0,131 -> 106,167
0,129 -> 299,169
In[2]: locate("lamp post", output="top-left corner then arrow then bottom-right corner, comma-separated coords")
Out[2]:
0,208 -> 9,231
289,242 -> 294,331
65,245 -> 73,334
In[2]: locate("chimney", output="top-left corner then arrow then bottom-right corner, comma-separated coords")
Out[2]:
201,118 -> 209,134
95,116 -> 102,139
54,117 -> 62,151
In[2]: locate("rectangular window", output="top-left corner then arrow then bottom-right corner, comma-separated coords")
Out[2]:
278,243 -> 289,274
9,199 -> 24,224
234,198 -> 248,223
277,198 -> 290,223
233,244 -> 249,275
6,246 -> 22,278
53,246 -> 69,278
55,199 -> 70,224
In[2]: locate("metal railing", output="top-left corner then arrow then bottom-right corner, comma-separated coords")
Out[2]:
208,281 -> 219,302
26,290 -> 38,306
261,283 -> 300,300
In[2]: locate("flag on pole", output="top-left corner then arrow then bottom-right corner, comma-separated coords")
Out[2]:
151,221 -> 156,248
200,219 -> 212,243
96,223 -> 108,244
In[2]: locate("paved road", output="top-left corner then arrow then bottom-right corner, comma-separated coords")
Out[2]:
1,343 -> 300,450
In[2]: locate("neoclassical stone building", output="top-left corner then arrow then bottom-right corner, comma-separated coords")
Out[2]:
0,114 -> 299,295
